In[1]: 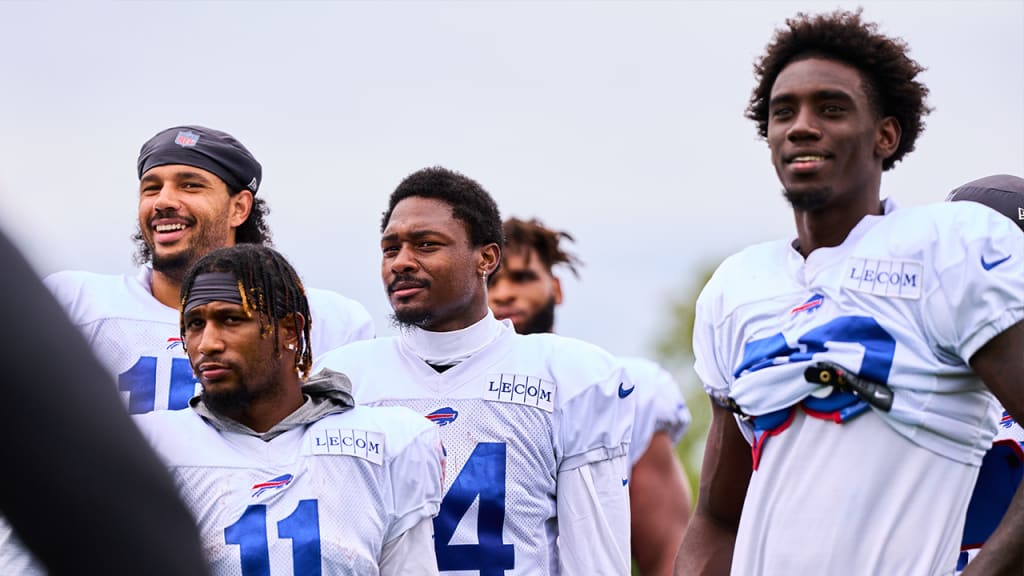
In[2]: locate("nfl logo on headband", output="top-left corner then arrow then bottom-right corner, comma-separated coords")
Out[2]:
174,130 -> 200,147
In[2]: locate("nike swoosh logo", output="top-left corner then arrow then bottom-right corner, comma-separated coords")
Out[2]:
618,382 -> 635,398
981,254 -> 1012,271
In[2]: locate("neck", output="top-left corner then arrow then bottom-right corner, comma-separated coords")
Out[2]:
792,193 -> 883,257
403,309 -> 502,366
150,268 -> 185,309
230,375 -> 306,433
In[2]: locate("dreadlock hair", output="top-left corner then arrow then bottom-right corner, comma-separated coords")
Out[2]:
746,8 -> 931,171
178,244 -> 312,378
381,166 -> 504,252
501,217 -> 582,278
133,190 -> 273,266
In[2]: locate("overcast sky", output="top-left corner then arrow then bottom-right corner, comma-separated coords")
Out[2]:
1,1 -> 1021,360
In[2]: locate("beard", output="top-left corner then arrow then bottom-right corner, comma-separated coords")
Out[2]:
517,296 -> 557,335
391,308 -> 434,330
198,354 -> 282,419
783,185 -> 831,212
140,209 -> 230,280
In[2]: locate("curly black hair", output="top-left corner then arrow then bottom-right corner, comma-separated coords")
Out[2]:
746,9 -> 931,171
381,166 -> 503,249
133,194 -> 272,266
501,217 -> 582,278
179,243 -> 311,378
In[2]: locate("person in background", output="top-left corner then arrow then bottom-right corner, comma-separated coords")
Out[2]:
487,216 -> 691,575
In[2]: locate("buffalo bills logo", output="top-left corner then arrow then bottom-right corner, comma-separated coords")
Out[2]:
166,337 -> 184,350
1000,410 -> 1015,429
426,407 -> 458,426
251,474 -> 293,498
791,293 -> 824,315
174,130 -> 200,147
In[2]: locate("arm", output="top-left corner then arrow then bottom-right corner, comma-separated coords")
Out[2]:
380,516 -> 439,576
675,400 -> 752,576
557,454 -> 632,575
630,431 -> 692,576
962,319 -> 1024,575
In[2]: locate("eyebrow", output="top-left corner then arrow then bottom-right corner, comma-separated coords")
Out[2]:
140,170 -> 213,185
381,229 -> 451,244
769,89 -> 855,108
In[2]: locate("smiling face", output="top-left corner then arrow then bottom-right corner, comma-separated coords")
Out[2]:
381,196 -> 498,332
767,57 -> 899,212
137,165 -> 252,277
487,247 -> 561,334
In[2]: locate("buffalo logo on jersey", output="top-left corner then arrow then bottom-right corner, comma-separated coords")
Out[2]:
843,258 -> 922,300
1001,410 -> 1015,429
791,293 -> 824,315
251,473 -> 294,498
165,337 -> 184,350
426,406 -> 459,426
174,130 -> 200,147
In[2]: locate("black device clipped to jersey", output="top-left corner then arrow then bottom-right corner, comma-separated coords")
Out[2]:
804,361 -> 894,412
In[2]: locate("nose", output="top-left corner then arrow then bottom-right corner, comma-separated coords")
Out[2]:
152,183 -> 182,212
389,245 -> 418,275
194,324 -> 225,356
786,106 -> 822,142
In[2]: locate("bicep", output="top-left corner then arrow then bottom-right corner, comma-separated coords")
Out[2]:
970,319 -> 1024,425
695,401 -> 752,527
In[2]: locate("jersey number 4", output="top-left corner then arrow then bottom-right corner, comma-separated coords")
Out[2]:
435,442 -> 515,574
225,499 -> 321,576
118,356 -> 198,414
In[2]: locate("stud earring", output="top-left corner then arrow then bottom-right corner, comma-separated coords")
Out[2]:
286,343 -> 296,351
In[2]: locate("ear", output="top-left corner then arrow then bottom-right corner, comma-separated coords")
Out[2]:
875,116 -> 901,160
228,190 -> 255,229
277,312 -> 305,351
552,275 -> 563,305
479,243 -> 501,276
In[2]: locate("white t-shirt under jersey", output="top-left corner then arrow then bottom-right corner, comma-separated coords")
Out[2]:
44,266 -> 374,413
694,200 -> 1024,575
314,314 -> 634,575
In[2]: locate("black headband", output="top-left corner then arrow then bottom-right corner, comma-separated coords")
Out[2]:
183,272 -> 245,315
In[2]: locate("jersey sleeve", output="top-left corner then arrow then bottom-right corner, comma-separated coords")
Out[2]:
384,410 -> 444,544
926,204 -> 1024,361
556,454 -> 631,574
621,358 -> 691,466
552,340 -> 634,472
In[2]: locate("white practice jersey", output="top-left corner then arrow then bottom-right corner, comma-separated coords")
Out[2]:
44,267 -> 374,413
133,405 -> 443,576
694,200 -> 1024,574
619,357 -> 690,468
314,322 -> 634,575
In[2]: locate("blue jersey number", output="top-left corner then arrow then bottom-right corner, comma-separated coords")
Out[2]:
736,315 -> 896,384
434,442 -> 515,574
225,499 -> 322,576
118,356 -> 198,414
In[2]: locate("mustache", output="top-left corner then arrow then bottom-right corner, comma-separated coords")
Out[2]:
149,207 -> 196,227
387,274 -> 429,293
